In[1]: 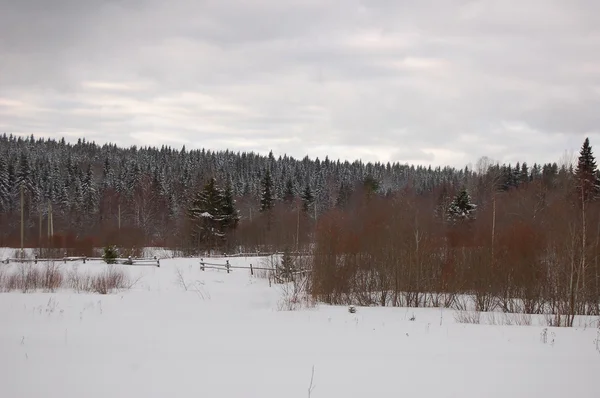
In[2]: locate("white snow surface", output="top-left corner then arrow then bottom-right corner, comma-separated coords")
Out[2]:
1,256 -> 598,398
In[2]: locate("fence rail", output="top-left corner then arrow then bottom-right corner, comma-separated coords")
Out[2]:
2,255 -> 160,267
201,251 -> 311,258
199,258 -> 311,276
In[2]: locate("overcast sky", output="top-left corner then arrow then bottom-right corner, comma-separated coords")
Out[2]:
1,0 -> 599,167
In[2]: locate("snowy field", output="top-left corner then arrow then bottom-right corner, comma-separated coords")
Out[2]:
1,255 -> 599,398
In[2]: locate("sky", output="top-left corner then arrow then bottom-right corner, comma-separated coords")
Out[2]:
1,0 -> 599,168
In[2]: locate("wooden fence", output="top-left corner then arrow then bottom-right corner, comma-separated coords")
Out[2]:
2,255 -> 161,267
199,258 -> 311,277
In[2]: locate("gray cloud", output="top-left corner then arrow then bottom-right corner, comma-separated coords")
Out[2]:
1,0 -> 599,167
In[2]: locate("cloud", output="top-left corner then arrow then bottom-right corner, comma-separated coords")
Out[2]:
1,0 -> 599,167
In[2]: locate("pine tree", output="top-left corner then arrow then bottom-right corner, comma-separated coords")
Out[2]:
447,188 -> 477,223
260,170 -> 275,212
575,137 -> 600,202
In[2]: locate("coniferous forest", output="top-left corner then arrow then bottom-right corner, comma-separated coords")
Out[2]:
1,133 -> 600,323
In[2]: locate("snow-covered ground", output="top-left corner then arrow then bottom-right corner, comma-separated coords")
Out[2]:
1,256 -> 599,398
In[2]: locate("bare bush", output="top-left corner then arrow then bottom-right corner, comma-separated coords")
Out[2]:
277,272 -> 315,311
454,310 -> 481,324
67,266 -> 91,293
18,264 -> 42,293
41,262 -> 63,292
486,312 -> 532,326
513,313 -> 533,326
90,267 -> 129,294
453,295 -> 473,311
0,266 -> 7,292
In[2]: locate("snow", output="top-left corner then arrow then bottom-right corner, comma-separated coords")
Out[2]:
1,256 -> 598,398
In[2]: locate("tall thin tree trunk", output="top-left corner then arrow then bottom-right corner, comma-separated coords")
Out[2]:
492,194 -> 496,261
20,183 -> 24,254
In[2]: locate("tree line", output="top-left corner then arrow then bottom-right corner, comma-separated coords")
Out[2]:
1,133 -> 598,323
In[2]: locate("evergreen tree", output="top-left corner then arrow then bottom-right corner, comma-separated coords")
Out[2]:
363,175 -> 380,197
301,183 -> 314,213
279,247 -> 296,282
575,137 -> 600,202
0,156 -> 8,211
283,178 -> 295,205
16,152 -> 36,195
336,181 -> 353,209
435,185 -> 453,222
447,188 -> 477,223
520,162 -> 529,185
220,181 -> 240,232
260,170 -> 275,212
82,164 -> 97,214
188,178 -> 225,250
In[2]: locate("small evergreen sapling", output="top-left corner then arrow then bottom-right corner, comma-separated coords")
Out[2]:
279,249 -> 296,282
103,245 -> 118,264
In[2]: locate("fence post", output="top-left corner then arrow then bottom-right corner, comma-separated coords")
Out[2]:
200,258 -> 205,271
250,263 -> 253,276
34,255 -> 38,264
64,252 -> 67,264
155,256 -> 160,267
83,256 -> 86,264
226,260 -> 230,274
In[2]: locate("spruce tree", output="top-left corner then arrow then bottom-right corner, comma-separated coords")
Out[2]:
188,178 -> 223,249
447,188 -> 477,223
520,162 -> 529,185
0,156 -> 8,211
335,181 -> 353,209
279,247 -> 296,282
575,137 -> 599,202
301,183 -> 314,213
260,170 -> 274,212
283,179 -> 295,205
220,181 -> 240,232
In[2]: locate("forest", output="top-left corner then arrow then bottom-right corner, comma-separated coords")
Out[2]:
1,134 -> 599,324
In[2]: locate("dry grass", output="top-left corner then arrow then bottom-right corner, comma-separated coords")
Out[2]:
486,312 -> 533,326
0,263 -> 131,295
454,310 -> 481,324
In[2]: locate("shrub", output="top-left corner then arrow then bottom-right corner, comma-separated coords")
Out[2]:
454,310 -> 481,324
90,266 -> 129,294
103,245 -> 119,264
